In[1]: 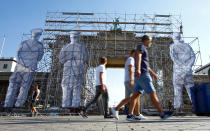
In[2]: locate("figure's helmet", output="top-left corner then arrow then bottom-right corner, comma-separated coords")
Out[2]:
70,31 -> 80,38
31,28 -> 43,40
172,32 -> 181,42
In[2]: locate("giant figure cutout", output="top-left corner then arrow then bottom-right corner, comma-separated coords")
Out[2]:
59,31 -> 89,108
4,28 -> 44,107
170,33 -> 195,110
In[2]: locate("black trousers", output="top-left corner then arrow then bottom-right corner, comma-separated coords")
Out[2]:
84,85 -> 109,116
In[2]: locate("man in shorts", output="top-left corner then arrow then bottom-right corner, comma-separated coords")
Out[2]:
30,84 -> 40,117
111,50 -> 147,120
126,35 -> 174,121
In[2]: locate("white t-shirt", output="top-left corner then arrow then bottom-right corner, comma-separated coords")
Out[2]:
124,57 -> 135,82
96,64 -> 107,86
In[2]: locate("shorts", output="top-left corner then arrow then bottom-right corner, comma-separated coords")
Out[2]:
124,81 -> 134,98
30,100 -> 38,108
134,73 -> 156,94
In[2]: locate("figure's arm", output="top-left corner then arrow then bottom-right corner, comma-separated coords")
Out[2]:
34,91 -> 40,101
186,45 -> 196,68
100,72 -> 106,93
99,66 -> 106,93
149,68 -> 158,80
128,65 -> 134,82
169,45 -> 175,62
170,45 -> 183,66
17,42 -> 24,61
38,43 -> 44,61
58,46 -> 67,64
84,46 -> 89,64
135,50 -> 142,78
100,72 -> 104,86
128,64 -> 134,88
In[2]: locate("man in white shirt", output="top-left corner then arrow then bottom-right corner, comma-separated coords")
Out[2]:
82,57 -> 113,118
111,50 -> 147,120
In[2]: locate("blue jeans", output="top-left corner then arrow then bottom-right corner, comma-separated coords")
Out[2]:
134,73 -> 156,94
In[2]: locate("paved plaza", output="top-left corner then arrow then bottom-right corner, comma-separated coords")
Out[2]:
0,115 -> 210,131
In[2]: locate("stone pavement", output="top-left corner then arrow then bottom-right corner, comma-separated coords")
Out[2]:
0,115 -> 210,131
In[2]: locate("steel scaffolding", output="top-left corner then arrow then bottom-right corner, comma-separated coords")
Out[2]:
24,12 -> 202,112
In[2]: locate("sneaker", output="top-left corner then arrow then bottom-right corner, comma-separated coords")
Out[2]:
134,114 -> 147,120
104,114 -> 114,119
160,111 -> 174,120
111,107 -> 119,120
126,114 -> 141,121
80,110 -> 88,118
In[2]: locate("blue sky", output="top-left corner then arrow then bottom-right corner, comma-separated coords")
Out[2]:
0,0 -> 210,106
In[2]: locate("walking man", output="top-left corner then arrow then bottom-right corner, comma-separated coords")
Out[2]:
82,57 -> 113,118
111,50 -> 147,120
127,35 -> 174,121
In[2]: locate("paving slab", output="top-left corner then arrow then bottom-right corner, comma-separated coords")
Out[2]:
0,115 -> 210,131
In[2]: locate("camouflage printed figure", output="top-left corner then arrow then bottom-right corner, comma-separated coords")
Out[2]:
5,28 -> 44,107
170,32 -> 195,110
59,31 -> 89,108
